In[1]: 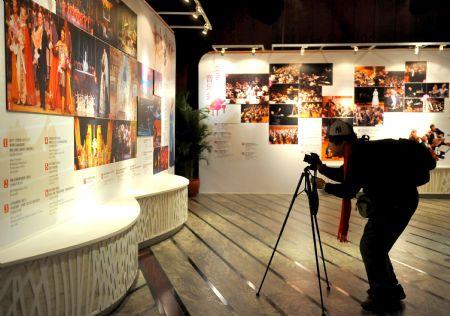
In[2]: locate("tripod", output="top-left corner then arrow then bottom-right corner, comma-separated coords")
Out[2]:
256,166 -> 330,316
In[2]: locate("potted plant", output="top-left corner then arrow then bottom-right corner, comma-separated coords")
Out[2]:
175,92 -> 212,197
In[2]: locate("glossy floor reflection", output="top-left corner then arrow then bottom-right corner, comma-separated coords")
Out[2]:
113,194 -> 450,315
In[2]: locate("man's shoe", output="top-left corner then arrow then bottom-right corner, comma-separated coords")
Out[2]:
361,296 -> 402,312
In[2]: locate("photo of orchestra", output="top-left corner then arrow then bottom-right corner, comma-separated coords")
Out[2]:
355,66 -> 387,87
269,64 -> 300,84
321,96 -> 355,118
56,0 -> 95,35
299,86 -> 322,102
116,2 -> 137,58
269,125 -> 298,145
405,61 -> 427,83
112,120 -> 137,162
322,118 -> 353,161
385,71 -> 405,88
269,84 -> 299,104
74,117 -> 113,170
94,0 -> 117,46
269,104 -> 298,125
409,124 -> 450,161
299,63 -> 333,86
153,146 -> 169,174
297,102 -> 322,118
241,103 -> 269,123
225,74 -> 269,104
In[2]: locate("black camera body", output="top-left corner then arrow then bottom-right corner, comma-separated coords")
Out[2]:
304,152 -> 321,170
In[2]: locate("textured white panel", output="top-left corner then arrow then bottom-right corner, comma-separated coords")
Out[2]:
419,169 -> 450,194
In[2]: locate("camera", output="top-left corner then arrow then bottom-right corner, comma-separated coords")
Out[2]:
304,152 -> 320,170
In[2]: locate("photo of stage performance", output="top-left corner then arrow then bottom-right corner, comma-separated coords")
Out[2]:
110,47 -> 138,121
322,118 -> 354,161
405,61 -> 427,83
269,84 -> 299,104
71,25 -> 98,118
56,0 -> 95,35
299,86 -> 322,102
94,0 -> 117,46
404,98 -> 424,112
269,125 -> 298,145
5,1 -> 75,115
139,63 -> 154,99
137,96 -> 161,137
95,39 -> 110,118
385,71 -> 405,88
241,103 -> 269,123
405,83 -> 426,98
322,96 -> 355,118
116,2 -> 137,58
354,66 -> 387,87
153,146 -> 169,174
269,64 -> 300,84
74,117 -> 113,170
225,74 -> 269,104
384,87 -> 404,112
297,102 -> 322,118
409,124 -> 450,161
424,98 -> 445,112
269,104 -> 298,125
427,83 -> 449,98
112,120 -> 137,162
355,87 -> 386,108
299,63 -> 333,86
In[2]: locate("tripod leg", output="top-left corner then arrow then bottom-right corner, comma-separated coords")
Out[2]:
314,215 -> 331,291
256,173 -> 305,297
311,212 -> 326,316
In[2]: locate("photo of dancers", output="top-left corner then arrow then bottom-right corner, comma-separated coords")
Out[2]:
384,87 -> 404,112
299,63 -> 333,86
56,0 -> 95,35
139,63 -> 154,98
95,40 -> 110,118
225,74 -> 269,104
269,84 -> 299,104
269,126 -> 298,145
269,104 -> 298,125
74,117 -> 113,170
269,64 -> 300,84
71,25 -> 99,118
5,0 -> 74,115
116,2 -> 137,58
322,118 -> 353,161
241,103 -> 269,123
409,124 -> 450,161
112,120 -> 137,162
427,83 -> 449,98
405,61 -> 427,83
354,66 -> 387,86
109,47 -> 138,121
154,146 -> 169,174
94,0 -> 117,47
321,96 -> 355,118
137,96 -> 161,137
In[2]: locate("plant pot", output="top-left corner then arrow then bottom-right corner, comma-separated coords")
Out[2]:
188,179 -> 200,197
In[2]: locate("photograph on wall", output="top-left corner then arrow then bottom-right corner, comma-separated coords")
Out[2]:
94,0 -> 118,46
409,124 -> 450,161
355,87 -> 385,126
150,97 -> 162,148
426,83 -> 449,98
405,61 -> 427,83
139,63 -> 154,98
322,118 -> 354,161
137,96 -> 161,137
56,0 -> 95,35
95,39 -> 110,118
269,104 -> 298,125
297,102 -> 322,118
269,64 -> 300,84
169,99 -> 176,167
322,96 -> 355,118
354,66 -> 387,87
384,87 -> 404,112
110,47 -> 138,121
154,70 -> 163,97
225,74 -> 269,104
269,84 -> 299,104
116,2 -> 137,58
404,98 -> 423,112
5,2 -> 75,115
269,125 -> 298,145
299,63 -> 333,86
423,97 -> 445,112
112,120 -> 137,162
74,117 -> 113,170
241,103 -> 269,123
153,146 -> 169,174
385,71 -> 405,88
71,25 -> 99,118
405,83 -> 426,98
299,86 -> 322,102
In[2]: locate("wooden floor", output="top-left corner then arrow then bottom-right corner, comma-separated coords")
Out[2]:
113,194 -> 450,315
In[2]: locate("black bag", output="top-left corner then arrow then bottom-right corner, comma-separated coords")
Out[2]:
357,137 -> 436,187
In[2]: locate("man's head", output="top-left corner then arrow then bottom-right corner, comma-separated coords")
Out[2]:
430,124 -> 436,131
327,120 -> 356,157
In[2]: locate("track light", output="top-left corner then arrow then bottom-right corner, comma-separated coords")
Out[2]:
353,46 -> 358,52
221,48 -> 226,56
300,46 -> 305,56
202,28 -> 208,35
183,0 -> 190,3
439,44 -> 445,51
414,45 -> 420,55
193,5 -> 200,19
252,47 -> 256,55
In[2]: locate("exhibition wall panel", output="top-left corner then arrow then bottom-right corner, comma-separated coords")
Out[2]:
0,0 -> 176,248
199,50 -> 450,193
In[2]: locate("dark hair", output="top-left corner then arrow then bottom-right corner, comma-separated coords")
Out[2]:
329,132 -> 357,145
430,124 -> 435,129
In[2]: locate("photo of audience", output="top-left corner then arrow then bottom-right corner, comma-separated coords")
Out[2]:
427,83 -> 449,98
269,126 -> 298,145
405,83 -> 426,98
322,96 -> 355,118
226,74 -> 269,104
269,64 -> 300,84
269,104 -> 299,125
405,61 -> 427,83
241,103 -> 269,123
299,86 -> 323,102
299,63 -> 333,86
269,84 -> 299,104
354,66 -> 387,87
322,118 -> 353,161
355,87 -> 386,108
384,87 -> 404,112
404,98 -> 423,112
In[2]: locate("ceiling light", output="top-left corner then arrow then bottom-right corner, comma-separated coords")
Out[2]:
252,47 -> 256,55
439,44 -> 445,51
202,28 -> 208,35
221,48 -> 226,56
183,0 -> 190,3
300,46 -> 305,56
414,45 -> 420,55
353,46 -> 358,52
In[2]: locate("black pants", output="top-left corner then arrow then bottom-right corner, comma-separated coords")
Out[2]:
360,188 -> 419,295
38,70 -> 46,109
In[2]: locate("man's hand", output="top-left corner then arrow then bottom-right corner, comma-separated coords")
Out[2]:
315,177 -> 327,190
